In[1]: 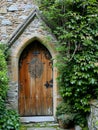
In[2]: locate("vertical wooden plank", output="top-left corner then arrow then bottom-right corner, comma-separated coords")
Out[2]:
25,54 -> 31,115
29,46 -> 36,115
19,59 -> 26,115
35,46 -> 43,115
41,47 -> 53,115
30,76 -> 36,115
41,48 -> 48,115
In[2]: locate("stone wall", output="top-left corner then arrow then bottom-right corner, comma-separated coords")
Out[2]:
0,0 -> 36,43
7,13 -> 57,111
88,101 -> 98,130
0,0 -> 59,117
0,0 -> 98,128
0,0 -> 38,110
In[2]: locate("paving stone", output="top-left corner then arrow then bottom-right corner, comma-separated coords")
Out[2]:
48,123 -> 59,127
75,125 -> 82,130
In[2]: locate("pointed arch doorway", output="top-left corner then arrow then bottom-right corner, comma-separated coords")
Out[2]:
19,40 -> 53,116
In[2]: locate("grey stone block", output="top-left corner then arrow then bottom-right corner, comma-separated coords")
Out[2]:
0,16 -> 4,19
24,4 -> 33,10
0,7 -> 7,13
19,15 -> 27,20
2,19 -> 12,25
7,0 -> 13,1
75,125 -> 82,130
8,5 -> 18,11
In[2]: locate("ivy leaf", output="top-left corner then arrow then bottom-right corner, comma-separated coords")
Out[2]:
90,78 -> 96,84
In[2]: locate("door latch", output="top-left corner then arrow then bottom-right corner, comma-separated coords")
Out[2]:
44,79 -> 53,88
44,81 -> 49,88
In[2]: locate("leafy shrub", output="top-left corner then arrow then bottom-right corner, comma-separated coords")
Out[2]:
56,102 -> 72,117
0,44 -> 20,130
56,102 -> 75,124
39,0 -> 98,127
0,110 -> 20,130
0,48 -> 8,98
56,102 -> 75,129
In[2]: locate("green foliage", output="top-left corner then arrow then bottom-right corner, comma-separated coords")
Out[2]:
0,110 -> 20,130
0,44 -> 20,130
56,102 -> 72,117
0,45 -> 8,97
39,0 -> 98,127
56,102 -> 75,125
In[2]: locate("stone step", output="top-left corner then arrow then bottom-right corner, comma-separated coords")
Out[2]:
20,116 -> 55,123
27,128 -> 56,130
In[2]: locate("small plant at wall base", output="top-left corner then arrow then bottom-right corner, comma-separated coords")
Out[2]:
0,44 -> 20,130
38,0 -> 98,127
56,102 -> 75,129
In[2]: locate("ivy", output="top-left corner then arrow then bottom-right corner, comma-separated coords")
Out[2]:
38,0 -> 98,127
0,44 -> 20,130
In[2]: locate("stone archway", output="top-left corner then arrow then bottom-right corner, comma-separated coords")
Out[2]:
8,35 -> 59,122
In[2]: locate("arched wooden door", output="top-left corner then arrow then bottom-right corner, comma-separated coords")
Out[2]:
19,41 -> 53,116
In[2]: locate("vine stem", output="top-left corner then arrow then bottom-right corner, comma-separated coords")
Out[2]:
69,42 -> 77,61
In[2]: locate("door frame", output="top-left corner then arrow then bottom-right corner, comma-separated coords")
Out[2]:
9,34 -> 58,119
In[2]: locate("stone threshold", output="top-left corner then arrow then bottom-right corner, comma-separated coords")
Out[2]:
27,128 -> 56,130
20,116 -> 55,123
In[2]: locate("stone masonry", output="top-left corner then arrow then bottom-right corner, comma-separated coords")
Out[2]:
88,100 -> 98,130
0,0 -> 36,43
0,0 -> 59,120
0,0 -> 39,110
0,0 -> 98,129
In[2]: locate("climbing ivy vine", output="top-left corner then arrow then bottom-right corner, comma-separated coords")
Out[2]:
38,0 -> 98,127
0,44 -> 20,130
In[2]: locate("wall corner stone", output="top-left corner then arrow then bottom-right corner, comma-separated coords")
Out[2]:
88,100 -> 98,130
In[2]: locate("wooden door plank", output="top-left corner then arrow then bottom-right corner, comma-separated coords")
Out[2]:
30,76 -> 36,115
41,49 -> 48,115
19,59 -> 26,116
29,47 -> 37,115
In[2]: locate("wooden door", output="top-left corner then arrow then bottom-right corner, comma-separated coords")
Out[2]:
19,41 -> 53,116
